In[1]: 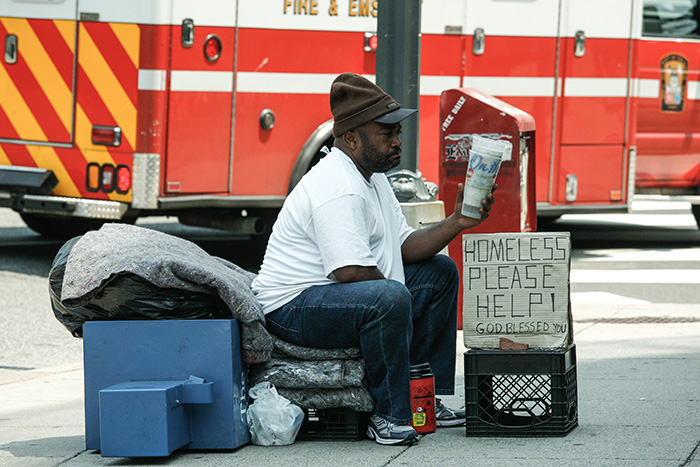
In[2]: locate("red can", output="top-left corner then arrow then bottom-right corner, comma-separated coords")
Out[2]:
409,363 -> 436,434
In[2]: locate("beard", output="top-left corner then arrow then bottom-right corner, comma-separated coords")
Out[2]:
357,129 -> 401,173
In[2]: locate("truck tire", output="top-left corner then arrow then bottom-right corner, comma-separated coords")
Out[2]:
21,213 -> 111,239
692,204 -> 700,230
288,120 -> 334,193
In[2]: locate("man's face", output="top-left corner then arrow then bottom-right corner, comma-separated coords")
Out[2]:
355,122 -> 402,174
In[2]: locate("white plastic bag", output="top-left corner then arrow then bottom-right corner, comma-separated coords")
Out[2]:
247,381 -> 305,446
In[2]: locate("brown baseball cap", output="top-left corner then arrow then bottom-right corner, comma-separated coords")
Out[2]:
330,72 -> 418,137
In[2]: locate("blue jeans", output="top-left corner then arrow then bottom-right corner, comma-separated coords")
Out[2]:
265,254 -> 459,424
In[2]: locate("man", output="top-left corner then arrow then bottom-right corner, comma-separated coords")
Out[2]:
251,73 -> 496,445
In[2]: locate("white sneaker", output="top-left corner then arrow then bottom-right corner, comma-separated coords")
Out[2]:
435,398 -> 466,427
366,414 -> 419,445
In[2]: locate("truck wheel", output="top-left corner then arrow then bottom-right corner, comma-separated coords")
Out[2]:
20,213 -> 109,239
692,204 -> 700,230
288,120 -> 334,193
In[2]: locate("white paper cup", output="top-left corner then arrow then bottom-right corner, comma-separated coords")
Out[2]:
461,135 -> 507,219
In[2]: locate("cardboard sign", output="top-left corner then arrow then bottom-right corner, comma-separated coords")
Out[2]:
462,232 -> 573,349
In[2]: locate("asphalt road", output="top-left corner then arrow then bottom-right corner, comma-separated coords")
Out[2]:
1,200 -> 699,380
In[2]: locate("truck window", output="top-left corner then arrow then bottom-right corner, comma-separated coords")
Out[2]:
643,0 -> 700,37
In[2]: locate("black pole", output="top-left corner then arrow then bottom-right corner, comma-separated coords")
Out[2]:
376,0 -> 422,174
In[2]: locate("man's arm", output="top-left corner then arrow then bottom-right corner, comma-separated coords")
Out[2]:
401,183 -> 496,264
331,265 -> 385,283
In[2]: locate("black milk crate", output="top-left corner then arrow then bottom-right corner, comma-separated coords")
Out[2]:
464,344 -> 578,437
297,408 -> 369,441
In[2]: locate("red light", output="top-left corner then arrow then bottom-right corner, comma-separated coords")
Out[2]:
92,126 -> 121,146
364,32 -> 378,52
116,165 -> 131,194
204,34 -> 222,61
101,165 -> 115,192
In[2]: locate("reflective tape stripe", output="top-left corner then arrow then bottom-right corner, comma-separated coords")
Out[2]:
170,70 -> 234,92
462,76 -> 556,97
8,19 -> 73,134
636,78 -> 659,99
635,78 -> 700,100
563,77 -> 629,98
110,23 -> 139,68
78,22 -> 137,151
0,146 -> 11,165
138,69 -> 167,91
26,145 -> 80,197
236,72 -> 558,97
158,71 -> 644,100
236,71 -> 336,94
237,72 -> 460,97
422,75 -> 461,96
0,59 -> 47,140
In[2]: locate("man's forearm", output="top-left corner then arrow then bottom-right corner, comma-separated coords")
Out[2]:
401,184 -> 496,264
331,265 -> 385,283
400,214 -> 464,264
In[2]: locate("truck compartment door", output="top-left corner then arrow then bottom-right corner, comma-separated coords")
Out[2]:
0,1 -> 78,146
164,10 -> 235,195
463,0 -> 559,205
555,0 -> 633,205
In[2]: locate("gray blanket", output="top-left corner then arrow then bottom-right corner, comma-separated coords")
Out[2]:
61,223 -> 273,364
272,337 -> 363,361
278,387 -> 375,412
250,358 -> 366,389
250,336 -> 373,411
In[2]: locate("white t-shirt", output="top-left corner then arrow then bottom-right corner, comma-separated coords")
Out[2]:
251,147 -> 415,314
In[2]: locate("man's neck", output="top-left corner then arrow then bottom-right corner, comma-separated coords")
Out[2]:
336,145 -> 372,181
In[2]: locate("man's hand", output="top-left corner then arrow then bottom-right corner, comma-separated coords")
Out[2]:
453,182 -> 497,230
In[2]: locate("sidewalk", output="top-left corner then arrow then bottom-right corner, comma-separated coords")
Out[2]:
1,302 -> 699,466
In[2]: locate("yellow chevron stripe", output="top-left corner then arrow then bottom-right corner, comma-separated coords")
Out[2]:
53,20 -> 130,202
0,146 -> 11,165
78,23 -> 137,149
0,60 -> 47,141
110,23 -> 139,68
54,18 -> 75,53
0,41 -> 79,197
3,18 -> 74,136
27,146 -> 80,198
73,23 -> 136,202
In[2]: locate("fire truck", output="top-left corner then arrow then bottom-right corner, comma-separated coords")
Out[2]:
1,0 -> 699,240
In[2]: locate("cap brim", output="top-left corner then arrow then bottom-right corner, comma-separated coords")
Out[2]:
374,107 -> 418,124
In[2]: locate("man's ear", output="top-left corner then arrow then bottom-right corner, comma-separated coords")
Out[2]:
342,130 -> 358,150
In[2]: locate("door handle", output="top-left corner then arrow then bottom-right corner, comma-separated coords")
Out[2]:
181,18 -> 194,47
5,34 -> 17,64
473,27 -> 485,55
574,30 -> 585,58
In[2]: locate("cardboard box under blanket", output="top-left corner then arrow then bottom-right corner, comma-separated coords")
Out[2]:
462,232 -> 574,349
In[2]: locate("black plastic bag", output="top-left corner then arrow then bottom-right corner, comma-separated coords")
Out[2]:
50,236 -> 232,337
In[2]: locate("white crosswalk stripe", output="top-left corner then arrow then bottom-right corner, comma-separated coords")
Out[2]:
567,200 -> 700,305
570,291 -> 650,305
571,269 -> 700,284
573,248 -> 700,262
